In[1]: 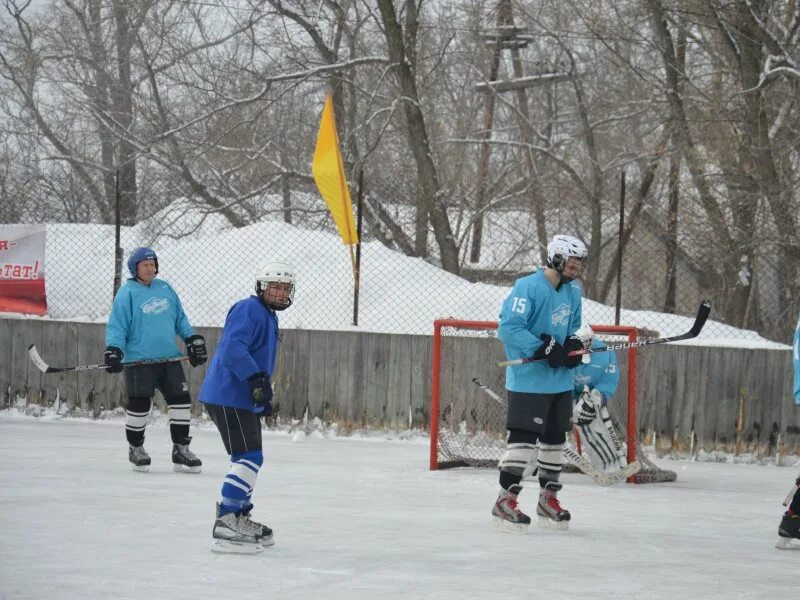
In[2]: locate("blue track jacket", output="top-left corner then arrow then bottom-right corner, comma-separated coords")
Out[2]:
573,338 -> 619,402
498,270 -> 582,394
105,278 -> 194,362
199,296 -> 279,413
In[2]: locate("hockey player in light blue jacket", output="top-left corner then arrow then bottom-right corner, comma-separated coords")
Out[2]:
201,262 -> 295,555
776,313 -> 800,550
104,247 -> 207,473
571,325 -> 626,474
492,234 -> 587,534
573,333 -> 620,405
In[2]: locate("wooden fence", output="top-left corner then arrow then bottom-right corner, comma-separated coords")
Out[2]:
1,318 -> 797,457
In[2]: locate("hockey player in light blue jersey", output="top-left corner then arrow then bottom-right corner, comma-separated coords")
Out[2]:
571,324 -> 626,474
776,313 -> 800,550
104,247 -> 207,473
492,234 -> 587,533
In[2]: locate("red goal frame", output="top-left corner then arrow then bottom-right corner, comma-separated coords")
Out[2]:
430,319 -> 639,473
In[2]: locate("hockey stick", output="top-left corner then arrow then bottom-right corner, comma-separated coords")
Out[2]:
471,378 -> 635,486
497,300 -> 712,368
28,344 -> 190,374
783,473 -> 800,507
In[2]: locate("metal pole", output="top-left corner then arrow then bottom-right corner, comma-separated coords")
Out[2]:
352,167 -> 364,326
113,170 -> 123,298
615,170 -> 625,325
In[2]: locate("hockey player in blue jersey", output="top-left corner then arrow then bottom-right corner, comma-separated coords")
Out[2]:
105,247 -> 207,473
491,234 -> 587,533
776,312 -> 800,550
571,324 -> 625,474
200,262 -> 295,554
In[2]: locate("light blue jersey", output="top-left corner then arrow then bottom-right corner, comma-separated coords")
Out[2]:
793,313 -> 799,405
573,338 -> 619,402
498,270 -> 582,393
105,278 -> 194,362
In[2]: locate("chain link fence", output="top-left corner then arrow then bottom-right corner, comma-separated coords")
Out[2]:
1,166 -> 796,349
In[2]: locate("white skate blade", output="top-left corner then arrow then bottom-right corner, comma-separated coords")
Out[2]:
775,537 -> 800,550
173,464 -> 201,474
131,464 -> 150,473
210,539 -> 264,554
260,534 -> 276,547
537,516 -> 569,531
491,515 -> 529,534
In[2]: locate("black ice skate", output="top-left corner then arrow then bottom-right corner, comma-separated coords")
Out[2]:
129,444 -> 151,472
240,509 -> 274,547
491,484 -> 531,533
210,503 -> 265,554
775,513 -> 800,550
172,437 -> 202,473
536,482 -> 570,530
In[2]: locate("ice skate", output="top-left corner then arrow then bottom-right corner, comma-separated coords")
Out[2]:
775,513 -> 800,550
536,482 -> 570,530
129,444 -> 151,472
240,509 -> 274,547
491,484 -> 531,533
210,503 -> 265,554
172,437 -> 202,473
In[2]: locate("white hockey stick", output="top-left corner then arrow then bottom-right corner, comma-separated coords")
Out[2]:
471,378 -> 637,486
28,344 -> 189,374
783,473 -> 800,507
497,300 -> 711,367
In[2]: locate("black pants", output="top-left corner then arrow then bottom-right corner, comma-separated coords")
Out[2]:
124,362 -> 192,445
204,404 -> 262,456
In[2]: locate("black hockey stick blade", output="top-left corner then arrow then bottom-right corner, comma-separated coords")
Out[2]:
687,299 -> 711,338
497,300 -> 712,367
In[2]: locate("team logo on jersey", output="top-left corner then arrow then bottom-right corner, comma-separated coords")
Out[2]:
575,373 -> 591,385
141,297 -> 169,315
551,303 -> 570,327
533,417 -> 544,425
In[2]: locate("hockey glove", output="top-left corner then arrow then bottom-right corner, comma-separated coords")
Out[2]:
104,346 -> 123,374
247,372 -> 273,415
563,335 -> 584,368
574,389 -> 599,425
185,334 -> 208,367
533,334 -> 569,368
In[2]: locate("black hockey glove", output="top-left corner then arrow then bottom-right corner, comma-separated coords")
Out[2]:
533,334 -> 569,368
104,346 -> 123,374
247,372 -> 273,415
185,334 -> 208,367
563,335 -> 584,368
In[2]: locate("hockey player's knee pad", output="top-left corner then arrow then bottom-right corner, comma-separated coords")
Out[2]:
231,449 -> 264,469
539,430 -> 567,445
499,443 -> 539,477
165,393 -> 192,407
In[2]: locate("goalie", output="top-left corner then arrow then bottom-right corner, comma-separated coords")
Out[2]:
571,324 -> 626,474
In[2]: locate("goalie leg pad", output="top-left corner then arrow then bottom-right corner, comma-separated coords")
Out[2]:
578,419 -> 620,472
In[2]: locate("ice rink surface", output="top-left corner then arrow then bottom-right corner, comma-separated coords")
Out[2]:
0,417 -> 795,600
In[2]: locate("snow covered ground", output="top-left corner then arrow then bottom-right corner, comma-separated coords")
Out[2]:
0,415 -> 796,600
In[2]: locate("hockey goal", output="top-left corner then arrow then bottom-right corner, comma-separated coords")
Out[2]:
429,319 -> 676,483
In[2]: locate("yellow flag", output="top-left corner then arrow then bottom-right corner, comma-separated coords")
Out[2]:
312,94 -> 359,245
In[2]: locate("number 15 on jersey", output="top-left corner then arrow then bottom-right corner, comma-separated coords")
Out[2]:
511,297 -> 527,314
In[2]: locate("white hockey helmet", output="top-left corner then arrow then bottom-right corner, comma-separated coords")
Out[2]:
575,323 -> 594,349
546,234 -> 588,280
255,262 -> 295,311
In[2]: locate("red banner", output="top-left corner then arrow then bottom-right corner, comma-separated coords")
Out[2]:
0,225 -> 47,316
